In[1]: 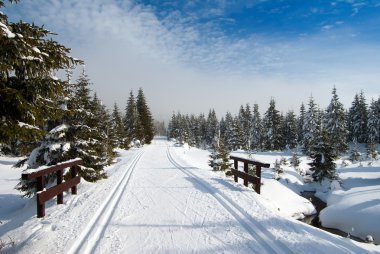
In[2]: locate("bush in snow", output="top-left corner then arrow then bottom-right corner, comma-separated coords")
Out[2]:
280,157 -> 288,166
366,141 -> 379,161
290,152 -> 301,167
273,159 -> 283,180
349,139 -> 362,162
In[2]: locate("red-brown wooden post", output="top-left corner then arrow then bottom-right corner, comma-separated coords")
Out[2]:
36,176 -> 45,218
70,165 -> 78,195
233,159 -> 238,182
255,166 -> 261,194
56,169 -> 63,204
243,162 -> 248,187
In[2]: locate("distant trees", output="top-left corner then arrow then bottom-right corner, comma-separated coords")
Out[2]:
167,88 -> 379,182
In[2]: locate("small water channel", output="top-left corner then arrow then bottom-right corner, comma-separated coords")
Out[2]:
300,191 -> 365,243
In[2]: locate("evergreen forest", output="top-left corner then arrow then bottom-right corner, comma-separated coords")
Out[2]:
0,0 -> 155,195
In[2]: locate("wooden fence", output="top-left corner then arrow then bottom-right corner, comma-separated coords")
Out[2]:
230,156 -> 270,194
22,159 -> 82,218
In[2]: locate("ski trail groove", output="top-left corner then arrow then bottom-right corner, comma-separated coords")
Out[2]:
67,150 -> 144,254
166,147 -> 294,254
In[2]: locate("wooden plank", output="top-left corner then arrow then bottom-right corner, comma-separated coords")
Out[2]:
230,169 -> 260,185
37,176 -> 80,204
22,159 -> 82,180
230,156 -> 270,168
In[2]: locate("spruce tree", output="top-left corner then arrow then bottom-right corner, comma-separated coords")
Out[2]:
91,93 -> 114,165
110,103 -> 128,149
309,129 -> 338,182
205,109 -> 218,146
0,2 -> 81,155
238,104 -> 252,150
263,98 -> 282,150
124,90 -> 142,146
283,110 -> 298,149
136,88 -> 154,144
367,98 -> 380,144
297,103 -> 306,146
66,71 -> 107,182
302,96 -> 321,156
251,104 -> 263,151
221,112 -> 235,151
348,91 -> 368,143
324,87 -> 348,156
230,116 -> 244,150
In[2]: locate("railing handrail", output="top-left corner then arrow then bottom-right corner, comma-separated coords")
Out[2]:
22,158 -> 82,180
229,155 -> 270,168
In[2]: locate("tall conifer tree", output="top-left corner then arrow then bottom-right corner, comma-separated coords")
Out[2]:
324,87 -> 348,156
0,2 -> 81,155
136,88 -> 154,144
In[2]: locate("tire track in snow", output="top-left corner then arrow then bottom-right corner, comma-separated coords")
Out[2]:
166,146 -> 294,254
67,149 -> 145,254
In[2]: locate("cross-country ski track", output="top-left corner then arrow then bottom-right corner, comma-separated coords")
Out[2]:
4,138 -> 376,254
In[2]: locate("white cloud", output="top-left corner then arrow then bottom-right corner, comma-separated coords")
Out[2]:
4,0 -> 379,121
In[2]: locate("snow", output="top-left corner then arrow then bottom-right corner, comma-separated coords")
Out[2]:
0,21 -> 15,38
0,139 -> 379,253
319,163 -> 380,244
17,121 -> 40,130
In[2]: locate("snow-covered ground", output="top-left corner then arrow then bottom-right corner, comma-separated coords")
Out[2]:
0,139 -> 379,253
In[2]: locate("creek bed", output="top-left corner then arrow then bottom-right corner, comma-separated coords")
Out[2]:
300,191 -> 365,243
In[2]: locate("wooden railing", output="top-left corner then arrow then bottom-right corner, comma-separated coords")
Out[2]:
230,156 -> 270,194
22,159 -> 82,218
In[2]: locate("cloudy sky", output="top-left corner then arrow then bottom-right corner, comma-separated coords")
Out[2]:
4,0 -> 380,121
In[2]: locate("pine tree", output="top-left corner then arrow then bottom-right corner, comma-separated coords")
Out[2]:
124,90 -> 142,146
263,98 -> 282,150
283,110 -> 298,149
230,116 -> 244,150
110,103 -> 128,149
238,104 -> 252,150
297,103 -> 306,146
221,112 -> 235,151
136,88 -> 154,144
197,113 -> 207,148
251,104 -> 263,151
205,109 -> 218,146
367,98 -> 380,144
302,96 -> 321,156
324,87 -> 348,156
65,71 -> 107,181
0,3 -> 81,155
348,91 -> 368,143
309,129 -> 338,182
91,93 -> 114,165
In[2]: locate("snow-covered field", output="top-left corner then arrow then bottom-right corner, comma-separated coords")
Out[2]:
0,138 -> 379,253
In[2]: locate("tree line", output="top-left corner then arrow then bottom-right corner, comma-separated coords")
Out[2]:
0,1 -> 154,196
168,88 -> 380,181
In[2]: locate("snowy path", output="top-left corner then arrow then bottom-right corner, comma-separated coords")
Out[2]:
73,140 -> 291,253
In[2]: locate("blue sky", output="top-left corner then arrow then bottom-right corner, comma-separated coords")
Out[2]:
3,0 -> 380,121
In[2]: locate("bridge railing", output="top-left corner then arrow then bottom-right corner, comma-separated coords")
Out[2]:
230,156 -> 270,194
22,159 -> 82,218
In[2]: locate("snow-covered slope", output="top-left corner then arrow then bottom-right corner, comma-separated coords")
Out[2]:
0,139 -> 379,253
